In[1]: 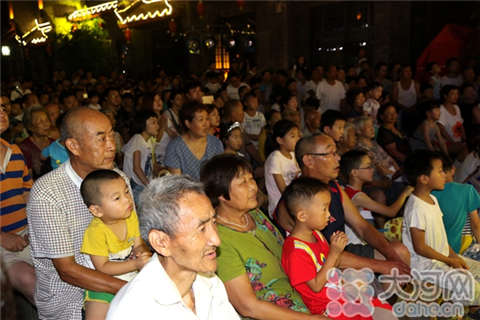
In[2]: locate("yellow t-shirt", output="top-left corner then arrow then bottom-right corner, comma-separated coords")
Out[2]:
81,210 -> 141,282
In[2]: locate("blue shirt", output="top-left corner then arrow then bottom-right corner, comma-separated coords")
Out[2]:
432,182 -> 480,253
164,135 -> 223,180
41,139 -> 69,169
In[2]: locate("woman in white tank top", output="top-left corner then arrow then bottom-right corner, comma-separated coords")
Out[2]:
391,65 -> 421,135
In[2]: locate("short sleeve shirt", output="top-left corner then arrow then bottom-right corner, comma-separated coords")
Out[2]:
216,208 -> 309,314
164,135 -> 223,180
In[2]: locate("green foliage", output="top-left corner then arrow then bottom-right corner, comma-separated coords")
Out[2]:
54,18 -> 118,76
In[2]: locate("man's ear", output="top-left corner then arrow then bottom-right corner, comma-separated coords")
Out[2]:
303,154 -> 314,170
89,205 -> 103,218
65,138 -> 81,156
149,230 -> 171,257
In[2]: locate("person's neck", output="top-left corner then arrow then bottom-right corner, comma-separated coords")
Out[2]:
290,224 -> 316,243
443,101 -> 454,108
304,168 -> 330,184
159,255 -> 197,304
431,72 -> 440,78
447,72 -> 459,78
349,178 -> 364,191
216,204 -> 249,225
425,118 -> 436,127
336,142 -> 350,155
375,75 -> 385,81
279,148 -> 292,159
184,130 -> 205,142
224,147 -> 237,155
141,131 -> 152,141
122,104 -> 133,112
463,97 -> 475,104
171,105 -> 179,114
400,78 -> 411,85
306,124 -> 318,133
327,78 -> 336,85
382,122 -> 396,130
246,109 -> 256,117
357,136 -> 373,146
106,104 -> 117,112
412,186 -> 434,204
31,133 -> 50,144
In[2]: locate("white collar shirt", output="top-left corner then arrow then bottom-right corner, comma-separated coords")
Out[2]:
107,253 -> 240,320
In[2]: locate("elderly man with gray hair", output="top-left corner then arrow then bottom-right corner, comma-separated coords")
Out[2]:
106,175 -> 240,320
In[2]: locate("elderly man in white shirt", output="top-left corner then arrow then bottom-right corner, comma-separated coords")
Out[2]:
106,175 -> 240,320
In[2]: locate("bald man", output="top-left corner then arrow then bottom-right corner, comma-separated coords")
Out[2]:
27,108 -> 129,320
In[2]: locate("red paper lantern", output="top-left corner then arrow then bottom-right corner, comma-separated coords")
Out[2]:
168,19 -> 176,35
197,1 -> 205,19
237,0 -> 245,10
124,28 -> 131,42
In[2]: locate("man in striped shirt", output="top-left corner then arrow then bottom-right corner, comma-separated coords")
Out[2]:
0,104 -> 36,305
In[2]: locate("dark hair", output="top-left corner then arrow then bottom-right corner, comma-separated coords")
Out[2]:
80,169 -> 122,207
131,110 -> 158,134
142,92 -> 160,111
103,87 -> 119,102
283,177 -> 329,221
404,150 -> 442,186
238,85 -> 249,97
366,81 -> 383,92
460,82 -> 475,94
184,81 -> 202,95
265,109 -> 281,130
295,133 -> 324,170
243,92 -> 257,105
305,97 -> 320,109
420,83 -> 433,93
169,89 -> 183,104
276,69 -> 288,78
265,120 -> 298,157
59,91 -> 76,105
249,76 -> 261,88
223,99 -> 241,118
435,151 -> 453,173
440,85 -> 459,101
446,58 -> 458,68
87,91 -> 99,100
205,104 -> 218,114
374,62 -> 387,73
286,78 -> 297,88
376,103 -> 397,124
339,150 -> 368,182
280,92 -> 297,112
179,100 -> 208,132
416,100 -> 441,126
345,88 -> 365,109
200,154 -> 253,208
320,110 -> 346,132
425,61 -> 437,74
219,122 -> 242,145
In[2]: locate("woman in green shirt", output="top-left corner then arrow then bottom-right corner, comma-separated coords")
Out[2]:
200,154 -> 328,320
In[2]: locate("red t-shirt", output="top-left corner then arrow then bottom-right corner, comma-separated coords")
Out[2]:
282,230 -> 390,319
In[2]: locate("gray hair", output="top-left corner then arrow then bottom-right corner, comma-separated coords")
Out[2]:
23,106 -> 46,134
295,133 -> 324,170
342,122 -> 355,140
353,116 -> 372,132
137,175 -> 205,250
60,107 -> 90,142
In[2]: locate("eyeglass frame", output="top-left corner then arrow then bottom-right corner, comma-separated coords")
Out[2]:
302,150 -> 339,159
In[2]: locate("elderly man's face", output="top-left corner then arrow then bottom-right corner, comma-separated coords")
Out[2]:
304,135 -> 341,182
169,193 -> 220,275
74,112 -> 116,171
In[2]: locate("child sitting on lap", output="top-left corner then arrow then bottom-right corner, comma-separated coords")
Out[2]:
80,170 -> 151,320
281,177 -> 396,320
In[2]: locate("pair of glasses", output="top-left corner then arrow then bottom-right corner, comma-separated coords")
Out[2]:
356,165 -> 375,170
303,151 -> 338,159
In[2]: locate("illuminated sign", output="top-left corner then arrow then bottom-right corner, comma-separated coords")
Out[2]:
68,1 -> 118,21
15,19 -> 53,46
115,0 -> 172,25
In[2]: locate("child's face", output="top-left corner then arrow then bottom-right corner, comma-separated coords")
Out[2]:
358,78 -> 367,88
208,108 -> 220,127
284,97 -> 298,111
94,177 -> 134,223
355,93 -> 366,108
225,128 -> 243,151
422,88 -> 434,101
10,103 -> 21,117
245,96 -> 259,111
279,127 -> 301,152
326,120 -> 345,142
354,156 -> 374,182
425,159 -> 446,190
431,63 -> 441,74
92,95 -> 99,104
427,107 -> 441,121
372,86 -> 383,100
304,191 -> 332,231
268,112 -> 282,127
145,117 -> 160,136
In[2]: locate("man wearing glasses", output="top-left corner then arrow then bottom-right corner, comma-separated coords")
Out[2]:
275,133 -> 411,277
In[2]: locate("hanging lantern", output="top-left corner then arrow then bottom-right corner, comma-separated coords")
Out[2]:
169,19 -> 176,36
197,1 -> 205,19
71,24 -> 78,33
237,0 -> 245,10
46,43 -> 52,56
124,28 -> 131,42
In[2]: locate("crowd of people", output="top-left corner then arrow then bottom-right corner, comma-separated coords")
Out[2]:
2,52 -> 480,320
